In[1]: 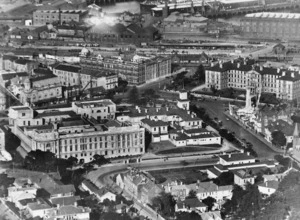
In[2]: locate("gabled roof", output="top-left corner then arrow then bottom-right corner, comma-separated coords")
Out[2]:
258,180 -> 279,190
46,184 -> 75,196
1,72 -> 28,81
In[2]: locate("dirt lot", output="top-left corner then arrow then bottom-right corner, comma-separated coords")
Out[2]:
148,166 -> 209,184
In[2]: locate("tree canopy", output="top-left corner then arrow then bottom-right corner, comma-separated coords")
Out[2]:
128,86 -> 140,105
152,192 -> 176,217
271,130 -> 287,148
202,196 -> 216,211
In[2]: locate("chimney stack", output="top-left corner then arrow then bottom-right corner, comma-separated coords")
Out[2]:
260,66 -> 263,71
237,63 -> 240,68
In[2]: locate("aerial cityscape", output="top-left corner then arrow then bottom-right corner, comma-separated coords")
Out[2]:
1,0 -> 300,219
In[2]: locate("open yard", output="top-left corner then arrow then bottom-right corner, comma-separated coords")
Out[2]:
148,166 -> 210,184
155,144 -> 221,155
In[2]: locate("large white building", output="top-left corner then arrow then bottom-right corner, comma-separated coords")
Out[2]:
8,100 -> 144,162
205,59 -> 300,100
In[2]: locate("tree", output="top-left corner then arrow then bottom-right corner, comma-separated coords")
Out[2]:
202,196 -> 216,211
92,154 -> 109,166
152,192 -> 176,217
176,211 -> 203,220
187,190 -> 197,198
194,64 -> 205,83
213,172 -> 234,186
271,130 -> 287,148
128,86 -> 140,104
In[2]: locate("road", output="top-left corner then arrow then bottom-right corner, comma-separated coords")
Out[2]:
195,99 -> 277,159
86,158 -> 217,220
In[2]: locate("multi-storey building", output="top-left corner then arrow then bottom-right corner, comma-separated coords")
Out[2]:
53,64 -> 81,86
17,72 -> 63,105
8,103 -> 145,162
33,9 -> 88,26
80,54 -> 172,85
241,12 -> 300,41
1,55 -> 38,73
53,64 -> 118,89
72,99 -> 116,120
205,59 -> 300,100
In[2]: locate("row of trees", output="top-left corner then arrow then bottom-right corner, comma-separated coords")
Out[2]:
222,171 -> 300,220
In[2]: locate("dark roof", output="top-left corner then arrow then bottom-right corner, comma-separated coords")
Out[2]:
31,74 -> 58,82
54,64 -> 81,73
104,120 -> 122,128
18,198 -> 37,206
36,110 -> 77,118
141,118 -> 169,127
127,23 -> 143,34
219,153 -> 255,162
184,128 -> 209,134
60,117 -> 89,127
2,55 -> 18,61
81,68 -> 116,78
176,198 -> 207,209
111,23 -> 127,34
14,59 -> 35,65
82,179 -> 99,193
33,68 -> 53,76
1,72 -> 28,81
50,196 -> 78,206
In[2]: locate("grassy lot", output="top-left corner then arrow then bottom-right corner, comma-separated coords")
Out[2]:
149,166 -> 209,184
155,144 -> 221,155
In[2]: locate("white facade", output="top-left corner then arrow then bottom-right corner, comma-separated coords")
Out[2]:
72,99 -> 116,120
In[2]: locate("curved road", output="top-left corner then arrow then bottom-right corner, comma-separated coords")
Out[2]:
86,157 -> 218,220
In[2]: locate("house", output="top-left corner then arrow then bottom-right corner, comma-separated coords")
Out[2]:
96,188 -> 116,203
175,198 -> 207,213
115,202 -> 130,214
257,180 -> 279,196
81,179 -> 116,202
164,180 -> 232,202
44,205 -> 91,220
219,153 -> 256,166
117,168 -> 162,204
195,181 -> 232,202
27,198 -> 52,218
233,169 -> 255,187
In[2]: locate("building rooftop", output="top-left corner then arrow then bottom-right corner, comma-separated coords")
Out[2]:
50,196 -> 79,206
27,198 -> 51,211
54,64 -> 81,73
257,180 -> 279,190
74,99 -> 115,108
219,153 -> 255,162
176,198 -> 207,209
1,72 -> 28,81
245,12 -> 300,20
141,118 -> 169,127
233,169 -> 255,179
31,73 -> 58,82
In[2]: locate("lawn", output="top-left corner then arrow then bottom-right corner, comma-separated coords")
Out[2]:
149,166 -> 209,184
156,144 -> 221,155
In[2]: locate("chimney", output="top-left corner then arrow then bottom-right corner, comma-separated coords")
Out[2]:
145,109 -> 148,113
237,63 -> 240,68
292,72 -> 295,78
266,182 -> 268,187
210,62 -> 214,67
247,152 -> 250,156
260,66 -> 263,71
228,154 -> 231,158
166,107 -> 169,111
282,71 -> 286,76
277,68 -> 280,73
231,59 -> 234,64
220,62 -> 223,69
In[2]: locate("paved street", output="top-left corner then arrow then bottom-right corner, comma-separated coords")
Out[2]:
195,100 -> 278,159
